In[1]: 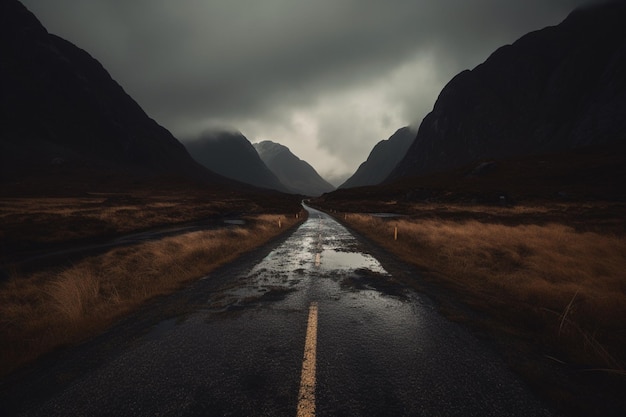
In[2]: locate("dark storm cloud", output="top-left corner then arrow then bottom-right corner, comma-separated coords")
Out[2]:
21,0 -> 598,181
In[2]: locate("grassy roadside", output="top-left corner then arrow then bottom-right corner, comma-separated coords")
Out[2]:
317,203 -> 626,416
0,189 -> 300,251
0,211 -> 305,377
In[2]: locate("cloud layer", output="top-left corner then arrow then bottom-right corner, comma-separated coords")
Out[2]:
22,0 -> 596,184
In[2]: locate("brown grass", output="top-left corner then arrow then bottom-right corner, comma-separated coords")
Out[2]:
340,213 -> 626,370
0,186 -> 305,251
0,213 -> 303,376
0,195 -> 247,246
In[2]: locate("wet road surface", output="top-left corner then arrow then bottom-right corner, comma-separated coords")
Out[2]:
0,205 -> 552,416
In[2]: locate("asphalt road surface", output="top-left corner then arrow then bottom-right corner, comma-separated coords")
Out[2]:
0,205 -> 552,416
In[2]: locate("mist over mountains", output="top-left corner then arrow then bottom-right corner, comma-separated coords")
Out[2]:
314,0 -> 626,206
185,135 -> 336,196
185,132 -> 289,193
0,0 -> 336,197
3,0 -> 624,204
254,141 -> 335,197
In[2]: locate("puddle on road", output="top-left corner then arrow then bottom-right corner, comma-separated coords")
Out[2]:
340,268 -> 407,299
139,208 -> 413,341
316,249 -> 388,274
199,206 -> 408,316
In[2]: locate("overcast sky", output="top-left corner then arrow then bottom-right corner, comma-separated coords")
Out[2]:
22,0 -> 595,185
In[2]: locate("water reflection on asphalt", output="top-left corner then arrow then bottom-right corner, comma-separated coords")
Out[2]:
205,205 -> 399,315
192,205 -> 550,416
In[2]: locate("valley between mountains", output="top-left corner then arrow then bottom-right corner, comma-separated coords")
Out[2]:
1,1 -> 625,416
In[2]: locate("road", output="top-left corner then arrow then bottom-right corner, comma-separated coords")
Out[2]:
0,205 -> 552,416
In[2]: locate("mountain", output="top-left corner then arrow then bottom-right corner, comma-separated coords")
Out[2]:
253,141 -> 335,196
388,1 -> 626,182
0,0 -> 215,187
186,132 -> 289,193
340,127 -> 415,189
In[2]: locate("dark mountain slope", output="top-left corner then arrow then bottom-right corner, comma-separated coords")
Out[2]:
340,127 -> 415,189
186,132 -> 290,193
316,141 -> 626,212
388,1 -> 626,181
253,141 -> 335,196
0,0 -> 215,184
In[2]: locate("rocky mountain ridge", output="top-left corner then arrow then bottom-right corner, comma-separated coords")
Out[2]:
340,127 -> 415,189
0,0 -> 216,185
186,132 -> 289,193
388,1 -> 626,181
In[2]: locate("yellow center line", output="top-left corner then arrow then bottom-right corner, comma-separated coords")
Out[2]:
297,302 -> 318,417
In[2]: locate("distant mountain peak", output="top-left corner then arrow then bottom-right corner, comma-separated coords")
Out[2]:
340,127 -> 415,189
254,140 -> 335,196
185,132 -> 289,193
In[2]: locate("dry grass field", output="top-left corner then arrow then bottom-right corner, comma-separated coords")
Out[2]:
0,213 -> 304,376
0,190 -> 294,249
0,180 -> 305,376
340,211 -> 626,366
312,199 -> 626,415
